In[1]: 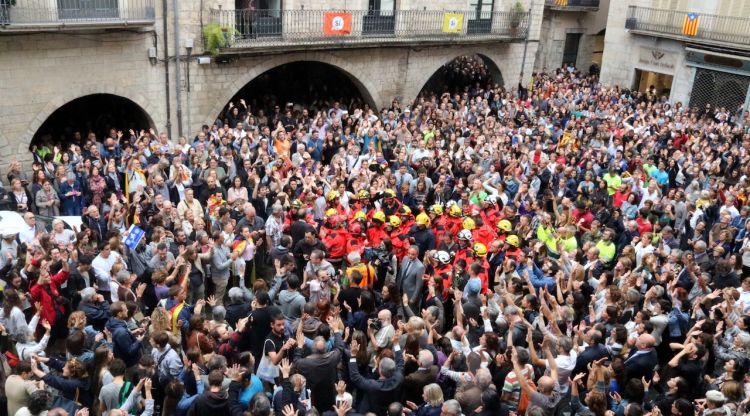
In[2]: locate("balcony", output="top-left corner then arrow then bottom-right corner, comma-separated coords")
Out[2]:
0,0 -> 156,32
206,8 -> 530,54
544,0 -> 599,12
625,6 -> 750,51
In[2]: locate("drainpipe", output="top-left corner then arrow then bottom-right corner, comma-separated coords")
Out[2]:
520,0 -> 534,83
173,0 -> 183,138
162,0 -> 172,138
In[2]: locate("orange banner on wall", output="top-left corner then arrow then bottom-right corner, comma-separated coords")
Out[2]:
324,12 -> 352,35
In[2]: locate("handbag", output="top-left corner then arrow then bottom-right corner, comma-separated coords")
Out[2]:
256,342 -> 279,383
51,387 -> 82,415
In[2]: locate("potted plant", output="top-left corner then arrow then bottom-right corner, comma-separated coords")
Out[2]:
203,23 -> 239,55
510,1 -> 526,29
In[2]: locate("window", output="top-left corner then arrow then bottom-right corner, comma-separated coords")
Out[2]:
58,0 -> 119,20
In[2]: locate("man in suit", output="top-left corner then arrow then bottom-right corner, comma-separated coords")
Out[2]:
572,328 -> 609,377
397,247 -> 425,312
625,334 -> 658,380
294,318 -> 347,411
403,350 -> 438,404
348,333 -> 404,415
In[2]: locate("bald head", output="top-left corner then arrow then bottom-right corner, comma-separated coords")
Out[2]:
636,334 -> 656,350
378,309 -> 391,323
537,375 -> 555,394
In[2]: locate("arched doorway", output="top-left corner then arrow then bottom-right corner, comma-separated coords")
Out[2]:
417,54 -> 503,100
30,94 -> 154,149
215,61 -> 375,127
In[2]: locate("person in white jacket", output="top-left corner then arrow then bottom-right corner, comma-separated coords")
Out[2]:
0,288 -> 39,342
16,319 -> 51,361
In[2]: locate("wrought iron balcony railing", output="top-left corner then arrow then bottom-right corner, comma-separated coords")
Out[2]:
0,0 -> 156,30
625,5 -> 750,49
544,0 -> 600,11
207,8 -> 530,51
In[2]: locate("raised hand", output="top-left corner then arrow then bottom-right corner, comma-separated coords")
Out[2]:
279,358 -> 293,378
335,380 -> 346,395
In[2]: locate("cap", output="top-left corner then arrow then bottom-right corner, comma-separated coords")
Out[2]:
705,391 -> 726,403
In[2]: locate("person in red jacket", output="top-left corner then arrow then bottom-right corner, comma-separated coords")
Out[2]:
346,223 -> 368,256
349,210 -> 368,229
30,255 -> 70,342
429,204 -> 450,243
472,217 -> 496,247
350,189 -> 371,214
452,229 -> 474,267
398,205 -> 415,231
386,215 -> 410,260
469,243 -> 491,293
445,204 -> 464,237
368,211 -> 388,247
479,194 -> 502,226
431,250 -> 454,293
321,215 -> 349,268
326,191 -> 346,216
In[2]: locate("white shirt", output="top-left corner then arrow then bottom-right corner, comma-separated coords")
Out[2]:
92,252 -> 120,292
18,225 -> 36,246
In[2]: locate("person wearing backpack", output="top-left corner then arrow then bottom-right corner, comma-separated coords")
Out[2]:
98,359 -> 128,416
151,331 -> 184,388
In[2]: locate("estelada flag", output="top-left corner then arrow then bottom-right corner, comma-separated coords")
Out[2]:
682,13 -> 699,36
555,0 -> 568,6
442,13 -> 464,33
324,12 -> 352,35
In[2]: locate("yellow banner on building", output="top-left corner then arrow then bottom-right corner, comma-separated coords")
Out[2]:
442,13 -> 464,33
555,0 -> 568,6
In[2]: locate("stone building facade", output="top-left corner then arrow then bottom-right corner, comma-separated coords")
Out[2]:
0,0 -> 544,174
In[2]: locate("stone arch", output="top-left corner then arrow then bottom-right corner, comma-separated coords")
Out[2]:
403,50 -> 506,106
25,88 -> 158,148
205,51 -> 381,126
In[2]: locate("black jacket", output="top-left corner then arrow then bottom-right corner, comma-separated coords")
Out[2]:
293,332 -> 347,411
78,301 -> 110,331
623,348 -> 658,381
348,349 -> 405,415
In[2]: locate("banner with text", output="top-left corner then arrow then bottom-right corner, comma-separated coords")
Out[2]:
442,13 -> 464,33
324,12 -> 352,35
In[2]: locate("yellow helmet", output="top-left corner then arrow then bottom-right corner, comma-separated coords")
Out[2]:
448,205 -> 462,218
358,189 -> 370,200
506,235 -> 520,248
325,208 -> 338,218
326,190 -> 340,202
416,213 -> 431,227
472,243 -> 487,257
354,211 -> 367,221
372,211 -> 386,223
462,217 -> 476,230
497,219 -> 512,233
384,189 -> 396,198
399,205 -> 412,216
429,204 -> 444,216
388,215 -> 402,228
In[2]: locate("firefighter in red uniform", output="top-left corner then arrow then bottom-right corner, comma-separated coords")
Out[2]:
446,204 -> 464,237
321,215 -> 349,269
380,189 -> 401,217
386,215 -> 410,260
470,242 -> 491,293
283,199 -> 303,232
346,222 -> 368,256
472,217 -> 496,247
399,205 -> 415,230
350,189 -> 371,214
496,219 -> 512,242
479,194 -> 502,226
432,250 -> 454,294
368,211 -> 388,247
326,191 -> 347,216
452,229 -> 474,267
429,204 -> 450,243
504,235 -> 523,261
349,210 -> 368,229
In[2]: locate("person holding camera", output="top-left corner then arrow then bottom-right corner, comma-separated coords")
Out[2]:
368,309 -> 395,350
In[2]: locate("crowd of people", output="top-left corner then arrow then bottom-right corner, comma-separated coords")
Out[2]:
0,63 -> 749,416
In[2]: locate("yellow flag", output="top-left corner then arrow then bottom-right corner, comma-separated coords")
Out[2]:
442,13 -> 464,33
555,0 -> 568,5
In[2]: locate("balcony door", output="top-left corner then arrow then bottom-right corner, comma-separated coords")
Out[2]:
364,0 -> 395,36
467,0 -> 493,34
562,33 -> 582,67
58,0 -> 119,20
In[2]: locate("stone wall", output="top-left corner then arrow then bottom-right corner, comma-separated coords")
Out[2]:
0,0 -> 543,179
